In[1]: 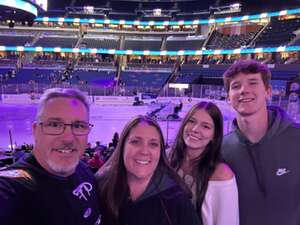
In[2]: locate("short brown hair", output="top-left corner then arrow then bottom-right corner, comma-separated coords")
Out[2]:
223,60 -> 272,92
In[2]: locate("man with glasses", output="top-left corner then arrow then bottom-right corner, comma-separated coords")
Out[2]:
0,88 -> 102,225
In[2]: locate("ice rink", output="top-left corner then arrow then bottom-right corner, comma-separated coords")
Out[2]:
0,99 -> 236,150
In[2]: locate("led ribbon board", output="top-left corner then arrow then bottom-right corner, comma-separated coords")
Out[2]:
0,45 -> 299,56
34,8 -> 300,26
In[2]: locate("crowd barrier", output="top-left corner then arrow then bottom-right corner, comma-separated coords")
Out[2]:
1,93 -> 41,104
0,94 -> 211,106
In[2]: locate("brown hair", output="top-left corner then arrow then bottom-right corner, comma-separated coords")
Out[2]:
96,115 -> 189,225
169,101 -> 223,221
223,59 -> 272,92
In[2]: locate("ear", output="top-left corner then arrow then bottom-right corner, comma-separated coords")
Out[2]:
266,85 -> 272,100
225,94 -> 232,106
32,121 -> 38,135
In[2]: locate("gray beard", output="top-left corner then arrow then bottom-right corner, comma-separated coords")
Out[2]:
46,158 -> 78,177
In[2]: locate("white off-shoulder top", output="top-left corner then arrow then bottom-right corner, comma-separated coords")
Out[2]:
178,169 -> 239,225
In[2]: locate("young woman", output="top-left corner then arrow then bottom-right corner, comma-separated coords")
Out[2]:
169,101 -> 239,225
96,115 -> 201,225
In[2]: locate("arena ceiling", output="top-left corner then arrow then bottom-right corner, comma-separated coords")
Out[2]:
48,0 -> 300,13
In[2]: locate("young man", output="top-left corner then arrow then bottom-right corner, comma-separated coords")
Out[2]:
0,88 -> 102,225
222,60 -> 300,225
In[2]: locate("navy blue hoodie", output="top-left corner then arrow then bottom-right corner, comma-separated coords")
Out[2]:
222,106 -> 300,225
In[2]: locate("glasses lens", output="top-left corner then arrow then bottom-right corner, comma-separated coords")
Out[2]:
72,122 -> 90,135
42,121 -> 64,135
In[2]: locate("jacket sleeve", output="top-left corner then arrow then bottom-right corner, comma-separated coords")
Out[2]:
0,177 -> 26,225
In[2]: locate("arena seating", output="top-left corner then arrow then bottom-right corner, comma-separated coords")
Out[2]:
255,18 -> 300,47
124,38 -> 162,51
175,73 -> 198,83
71,70 -> 116,86
121,71 -> 170,88
166,38 -> 205,51
6,69 -> 57,84
80,36 -> 120,49
35,33 -> 78,48
0,34 -> 34,46
206,29 -> 261,49
0,5 -> 299,97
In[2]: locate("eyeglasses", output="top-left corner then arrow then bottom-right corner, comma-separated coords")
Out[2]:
39,120 -> 93,136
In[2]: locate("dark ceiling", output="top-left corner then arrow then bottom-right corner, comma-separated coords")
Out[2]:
48,0 -> 300,13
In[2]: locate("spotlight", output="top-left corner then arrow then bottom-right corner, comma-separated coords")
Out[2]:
8,20 -> 15,28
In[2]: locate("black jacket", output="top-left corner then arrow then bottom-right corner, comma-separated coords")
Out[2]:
0,153 -> 101,225
99,169 -> 201,225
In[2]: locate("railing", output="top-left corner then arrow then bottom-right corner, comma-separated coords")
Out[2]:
0,83 -> 299,150
0,83 -> 299,121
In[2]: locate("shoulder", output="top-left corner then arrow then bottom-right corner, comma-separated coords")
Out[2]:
221,131 -> 241,161
95,169 -> 111,196
210,163 -> 234,181
222,131 -> 240,153
0,170 -> 32,224
0,169 -> 34,200
95,170 -> 109,186
289,122 -> 300,131
223,130 -> 239,144
0,169 -> 32,179
78,161 -> 93,174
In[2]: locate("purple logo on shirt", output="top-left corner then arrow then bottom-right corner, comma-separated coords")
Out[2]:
72,182 -> 93,201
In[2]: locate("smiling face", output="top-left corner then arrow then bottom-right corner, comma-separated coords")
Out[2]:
227,72 -> 272,117
183,109 -> 215,156
123,122 -> 161,184
33,97 -> 89,177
